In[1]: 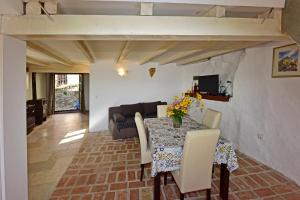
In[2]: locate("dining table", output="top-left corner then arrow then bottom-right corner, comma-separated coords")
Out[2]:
144,116 -> 239,200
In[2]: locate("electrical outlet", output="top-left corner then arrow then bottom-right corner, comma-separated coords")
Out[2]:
257,133 -> 264,140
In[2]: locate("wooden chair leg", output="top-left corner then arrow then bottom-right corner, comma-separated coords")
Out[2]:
180,193 -> 184,200
140,164 -> 144,181
206,189 -> 211,200
164,172 -> 168,185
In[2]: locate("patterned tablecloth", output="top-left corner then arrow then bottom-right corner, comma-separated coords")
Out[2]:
144,117 -> 239,177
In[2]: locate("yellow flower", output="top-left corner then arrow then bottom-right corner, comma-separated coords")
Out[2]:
196,93 -> 202,101
174,96 -> 179,100
175,105 -> 179,110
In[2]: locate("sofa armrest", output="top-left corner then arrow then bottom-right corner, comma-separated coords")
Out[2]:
112,113 -> 126,122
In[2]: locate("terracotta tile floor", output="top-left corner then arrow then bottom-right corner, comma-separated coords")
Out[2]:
49,132 -> 300,200
27,113 -> 89,200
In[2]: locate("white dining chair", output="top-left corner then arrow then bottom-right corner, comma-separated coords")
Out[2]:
202,108 -> 222,129
157,105 -> 168,118
170,129 -> 220,200
134,112 -> 152,181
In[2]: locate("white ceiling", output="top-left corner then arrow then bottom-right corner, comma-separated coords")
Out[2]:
26,1 -> 281,72
58,1 -> 270,18
26,40 -> 263,70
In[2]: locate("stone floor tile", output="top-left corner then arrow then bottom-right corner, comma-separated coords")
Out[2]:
29,113 -> 300,200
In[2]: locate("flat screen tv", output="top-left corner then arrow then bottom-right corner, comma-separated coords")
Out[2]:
194,75 -> 219,94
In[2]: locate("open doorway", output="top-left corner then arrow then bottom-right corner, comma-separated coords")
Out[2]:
54,74 -> 82,113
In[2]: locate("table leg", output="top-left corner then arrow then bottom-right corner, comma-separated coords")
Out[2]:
220,163 -> 230,200
154,172 -> 161,200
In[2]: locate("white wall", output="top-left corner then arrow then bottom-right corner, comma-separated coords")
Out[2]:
89,62 -> 182,131
0,34 -> 4,200
26,72 -> 32,100
89,42 -> 300,185
0,0 -> 23,15
84,74 -> 90,111
26,72 -> 47,100
182,42 -> 300,185
1,35 -> 28,200
36,73 -> 47,99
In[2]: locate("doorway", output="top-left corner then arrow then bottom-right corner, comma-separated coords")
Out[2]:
54,74 -> 82,113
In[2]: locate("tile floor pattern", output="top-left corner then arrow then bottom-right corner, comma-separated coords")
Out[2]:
28,113 -> 89,200
50,132 -> 300,200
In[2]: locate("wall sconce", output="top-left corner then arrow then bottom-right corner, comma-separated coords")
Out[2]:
117,68 -> 127,77
148,67 -> 156,78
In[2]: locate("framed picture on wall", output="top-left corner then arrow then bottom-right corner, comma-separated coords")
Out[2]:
272,44 -> 300,77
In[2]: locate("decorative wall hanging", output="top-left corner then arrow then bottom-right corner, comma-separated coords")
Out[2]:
148,68 -> 156,78
272,44 -> 300,77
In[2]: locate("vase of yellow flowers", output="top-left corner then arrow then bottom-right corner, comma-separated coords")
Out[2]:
167,92 -> 204,128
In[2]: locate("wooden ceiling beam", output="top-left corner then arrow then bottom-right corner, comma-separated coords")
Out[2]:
140,2 -> 153,16
27,63 -> 90,73
116,41 -> 131,65
27,41 -> 74,66
201,6 -> 226,17
2,15 -> 289,41
74,40 -> 96,63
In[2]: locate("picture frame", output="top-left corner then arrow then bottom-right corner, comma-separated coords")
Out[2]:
272,44 -> 300,77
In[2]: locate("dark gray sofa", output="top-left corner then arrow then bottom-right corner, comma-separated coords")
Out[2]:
109,101 -> 167,140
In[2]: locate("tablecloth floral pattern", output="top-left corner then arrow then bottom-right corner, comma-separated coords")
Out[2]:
144,117 -> 239,177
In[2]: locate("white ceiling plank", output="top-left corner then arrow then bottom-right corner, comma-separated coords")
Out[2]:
159,49 -> 205,65
26,56 -> 49,67
27,41 -> 74,66
59,0 -> 285,8
178,42 -> 264,65
74,40 -> 96,63
2,15 -> 289,41
178,49 -> 241,65
140,42 -> 176,65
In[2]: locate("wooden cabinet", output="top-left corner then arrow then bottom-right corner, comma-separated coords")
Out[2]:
26,98 -> 47,134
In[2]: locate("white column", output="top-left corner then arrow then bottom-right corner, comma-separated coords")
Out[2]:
0,34 -> 4,200
0,35 -> 28,200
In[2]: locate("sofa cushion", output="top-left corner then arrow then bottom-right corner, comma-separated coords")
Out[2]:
116,118 -> 136,130
113,113 -> 126,122
143,101 -> 163,115
121,103 -> 143,117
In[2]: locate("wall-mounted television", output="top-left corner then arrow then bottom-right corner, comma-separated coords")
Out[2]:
194,75 -> 219,95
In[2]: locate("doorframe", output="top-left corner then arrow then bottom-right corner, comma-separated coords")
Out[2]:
54,73 -> 82,113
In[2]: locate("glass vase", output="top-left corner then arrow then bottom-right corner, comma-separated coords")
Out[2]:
172,116 -> 182,128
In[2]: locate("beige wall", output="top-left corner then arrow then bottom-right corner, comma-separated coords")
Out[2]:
0,0 -> 23,15
26,72 -> 32,100
2,35 -> 28,200
182,42 -> 300,185
26,72 -> 47,100
0,34 -> 4,200
36,73 -> 47,99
